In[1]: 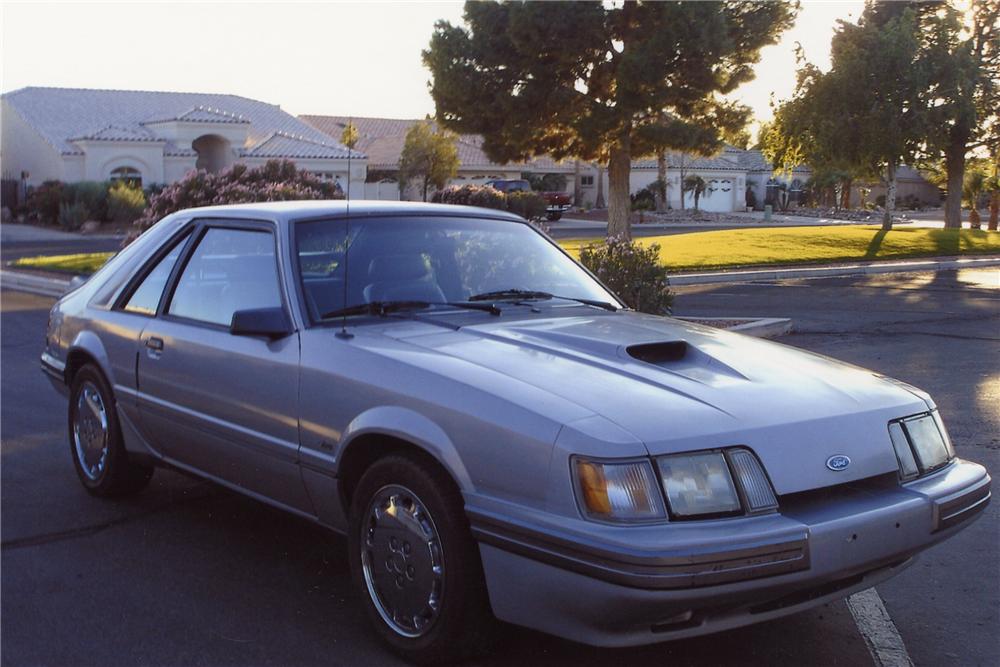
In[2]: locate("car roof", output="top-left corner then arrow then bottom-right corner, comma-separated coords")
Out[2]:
170,199 -> 527,224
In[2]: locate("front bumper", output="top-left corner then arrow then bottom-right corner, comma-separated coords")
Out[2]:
468,458 -> 989,647
40,351 -> 69,396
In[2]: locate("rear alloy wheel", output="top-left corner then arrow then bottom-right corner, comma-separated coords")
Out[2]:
69,364 -> 153,497
348,454 -> 496,663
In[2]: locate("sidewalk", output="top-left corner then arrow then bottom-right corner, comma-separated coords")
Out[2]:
0,222 -> 124,243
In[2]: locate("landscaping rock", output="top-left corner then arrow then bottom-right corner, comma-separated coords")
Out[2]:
80,220 -> 102,234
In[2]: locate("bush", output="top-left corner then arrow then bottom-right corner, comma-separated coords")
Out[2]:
745,186 -> 758,210
58,201 -> 89,230
630,186 -> 656,211
432,184 -> 507,210
578,237 -> 673,315
433,184 -> 546,221
135,159 -> 343,232
63,181 -> 109,222
108,182 -> 146,223
506,190 -> 547,221
25,180 -> 65,224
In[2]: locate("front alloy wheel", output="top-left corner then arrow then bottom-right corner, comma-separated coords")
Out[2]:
348,454 -> 496,663
361,485 -> 444,638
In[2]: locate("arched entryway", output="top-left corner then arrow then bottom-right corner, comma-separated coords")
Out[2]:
193,135 -> 232,173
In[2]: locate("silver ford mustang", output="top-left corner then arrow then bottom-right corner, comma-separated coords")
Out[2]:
42,201 -> 990,663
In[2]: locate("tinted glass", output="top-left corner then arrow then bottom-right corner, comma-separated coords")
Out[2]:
168,228 -> 282,326
123,238 -> 187,315
295,216 -> 617,320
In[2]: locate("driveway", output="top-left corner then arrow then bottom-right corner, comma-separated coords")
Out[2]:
2,269 -> 997,666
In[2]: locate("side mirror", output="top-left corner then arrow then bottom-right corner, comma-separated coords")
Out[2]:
230,307 -> 293,340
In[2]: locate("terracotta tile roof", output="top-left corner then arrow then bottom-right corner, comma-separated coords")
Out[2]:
144,105 -> 251,125
70,124 -> 162,142
240,131 -> 361,160
2,87 -> 357,160
632,151 -> 744,171
300,115 -> 577,172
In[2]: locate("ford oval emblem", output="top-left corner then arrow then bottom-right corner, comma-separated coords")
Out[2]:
826,455 -> 851,471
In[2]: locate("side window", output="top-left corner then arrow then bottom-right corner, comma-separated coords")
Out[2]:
123,238 -> 188,315
168,228 -> 282,326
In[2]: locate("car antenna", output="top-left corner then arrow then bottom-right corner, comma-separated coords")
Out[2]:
336,117 -> 354,340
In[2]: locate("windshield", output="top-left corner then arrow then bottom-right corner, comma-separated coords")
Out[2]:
294,216 -> 619,321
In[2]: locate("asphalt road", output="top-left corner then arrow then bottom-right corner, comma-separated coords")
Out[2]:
2,269 -> 998,666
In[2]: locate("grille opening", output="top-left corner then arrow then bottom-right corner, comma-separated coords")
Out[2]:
627,341 -> 689,364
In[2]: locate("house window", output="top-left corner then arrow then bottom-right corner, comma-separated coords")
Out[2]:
580,175 -> 595,187
109,167 -> 142,187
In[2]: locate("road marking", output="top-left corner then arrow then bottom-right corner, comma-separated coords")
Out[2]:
847,587 -> 914,667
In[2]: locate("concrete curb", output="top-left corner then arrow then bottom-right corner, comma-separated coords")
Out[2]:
1,270 -> 73,298
670,255 -> 1000,285
675,316 -> 794,339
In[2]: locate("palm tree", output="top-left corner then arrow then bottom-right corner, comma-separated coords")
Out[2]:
963,167 -> 988,229
683,175 -> 707,211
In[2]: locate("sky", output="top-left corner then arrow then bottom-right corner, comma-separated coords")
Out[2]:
1,0 -> 866,130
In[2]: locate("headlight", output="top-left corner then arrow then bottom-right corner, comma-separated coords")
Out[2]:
656,451 -> 741,518
889,411 -> 954,479
573,458 -> 666,522
572,449 -> 779,523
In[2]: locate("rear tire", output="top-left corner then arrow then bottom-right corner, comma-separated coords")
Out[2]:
68,364 -> 153,497
348,453 -> 496,664
546,211 -> 563,221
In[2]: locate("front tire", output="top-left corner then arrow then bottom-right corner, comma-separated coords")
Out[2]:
68,364 -> 153,497
546,211 -> 563,221
348,454 -> 495,664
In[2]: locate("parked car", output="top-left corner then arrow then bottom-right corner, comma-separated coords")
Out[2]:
484,178 -> 572,220
43,201 -> 990,663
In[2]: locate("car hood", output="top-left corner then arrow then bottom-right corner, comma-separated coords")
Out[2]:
381,310 -> 929,494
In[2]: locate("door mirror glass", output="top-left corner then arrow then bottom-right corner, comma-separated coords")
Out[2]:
230,307 -> 293,339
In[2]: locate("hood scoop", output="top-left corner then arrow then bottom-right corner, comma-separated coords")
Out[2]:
627,341 -> 689,364
626,340 -> 748,385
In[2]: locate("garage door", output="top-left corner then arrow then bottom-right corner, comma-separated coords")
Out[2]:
683,178 -> 734,212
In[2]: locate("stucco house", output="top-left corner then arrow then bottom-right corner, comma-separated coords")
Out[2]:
301,115 -> 580,201
1,87 -> 366,196
301,114 -> 812,213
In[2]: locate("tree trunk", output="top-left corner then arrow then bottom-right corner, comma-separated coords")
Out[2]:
607,142 -> 632,240
573,160 -> 582,208
841,179 -> 852,210
943,140 -> 965,229
422,176 -> 429,202
655,152 -> 666,213
595,165 -> 606,209
678,156 -> 686,211
882,160 -> 897,231
988,191 -> 999,232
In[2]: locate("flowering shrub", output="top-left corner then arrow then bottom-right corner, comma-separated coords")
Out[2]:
578,237 -> 673,314
432,184 -> 506,210
432,184 -> 546,221
135,160 -> 342,232
108,182 -> 146,223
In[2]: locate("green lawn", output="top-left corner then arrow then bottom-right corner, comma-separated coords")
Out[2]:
9,225 -> 1000,276
11,252 -> 113,274
560,225 -> 1000,271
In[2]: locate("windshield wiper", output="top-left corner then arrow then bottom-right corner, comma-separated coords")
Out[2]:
321,300 -> 500,320
468,289 -> 618,312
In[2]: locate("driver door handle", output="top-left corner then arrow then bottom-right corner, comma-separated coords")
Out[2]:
145,337 -> 164,351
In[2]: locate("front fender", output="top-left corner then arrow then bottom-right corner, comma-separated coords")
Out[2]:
338,406 -> 474,492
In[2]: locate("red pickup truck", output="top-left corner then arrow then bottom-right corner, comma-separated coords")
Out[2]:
484,179 -> 572,221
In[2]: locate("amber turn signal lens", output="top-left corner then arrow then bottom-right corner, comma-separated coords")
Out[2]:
574,458 -> 666,521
